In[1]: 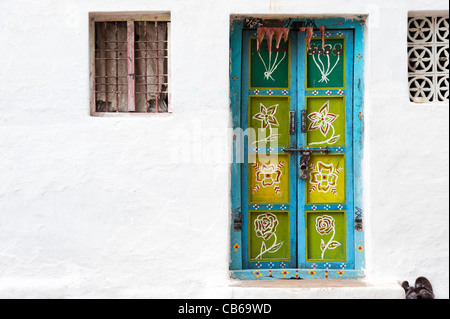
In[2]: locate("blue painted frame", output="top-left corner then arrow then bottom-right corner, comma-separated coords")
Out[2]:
230,16 -> 366,279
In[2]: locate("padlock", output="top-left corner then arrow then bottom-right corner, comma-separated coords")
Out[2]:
299,152 -> 311,180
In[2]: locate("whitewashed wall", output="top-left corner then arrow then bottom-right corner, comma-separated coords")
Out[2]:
0,0 -> 448,299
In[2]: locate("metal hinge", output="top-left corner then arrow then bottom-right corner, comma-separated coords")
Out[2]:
232,207 -> 242,232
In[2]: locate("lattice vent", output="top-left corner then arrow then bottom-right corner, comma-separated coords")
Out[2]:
408,16 -> 449,103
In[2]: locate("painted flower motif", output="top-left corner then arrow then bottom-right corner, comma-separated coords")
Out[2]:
254,89 -> 260,95
233,243 -> 240,252
281,270 -> 289,277
309,161 -> 340,193
308,270 -> 315,277
253,103 -> 279,129
267,204 -> 273,210
338,89 -> 344,95
325,204 -> 331,210
312,205 -> 317,210
312,90 -> 319,95
308,44 -> 318,55
252,161 -> 284,196
282,90 -> 288,95
254,213 -> 279,241
338,205 -> 343,210
307,101 -> 338,137
281,205 -> 287,211
254,213 -> 283,260
267,90 -> 273,95
253,204 -> 259,210
316,215 -> 341,260
255,163 -> 282,187
357,245 -> 364,252
326,90 -> 332,95
337,270 -> 345,277
253,270 -> 262,278
316,215 -> 335,235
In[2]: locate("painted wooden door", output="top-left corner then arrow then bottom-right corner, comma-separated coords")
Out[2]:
297,30 -> 355,271
230,18 -> 365,279
241,30 -> 298,270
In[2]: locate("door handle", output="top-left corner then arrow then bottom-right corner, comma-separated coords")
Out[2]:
289,111 -> 295,135
301,109 -> 307,133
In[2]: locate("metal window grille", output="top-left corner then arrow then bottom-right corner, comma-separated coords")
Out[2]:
408,15 -> 449,103
94,20 -> 169,113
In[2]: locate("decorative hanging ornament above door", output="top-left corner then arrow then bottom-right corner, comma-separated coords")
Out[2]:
256,27 -> 290,53
300,26 -> 326,50
256,24 -> 326,52
255,24 -> 327,82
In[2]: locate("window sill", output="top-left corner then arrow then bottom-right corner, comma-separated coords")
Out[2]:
90,112 -> 172,118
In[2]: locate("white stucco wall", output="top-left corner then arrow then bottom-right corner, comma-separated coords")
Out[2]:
0,0 -> 448,299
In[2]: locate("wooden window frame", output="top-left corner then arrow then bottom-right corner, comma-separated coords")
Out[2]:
89,12 -> 172,116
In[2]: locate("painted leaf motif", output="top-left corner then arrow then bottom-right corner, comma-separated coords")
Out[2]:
327,135 -> 340,144
327,241 -> 341,249
268,242 -> 283,253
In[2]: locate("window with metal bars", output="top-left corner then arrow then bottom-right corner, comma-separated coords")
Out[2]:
90,13 -> 170,114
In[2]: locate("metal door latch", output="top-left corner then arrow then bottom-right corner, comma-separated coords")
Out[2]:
283,147 -> 329,180
282,146 -> 329,154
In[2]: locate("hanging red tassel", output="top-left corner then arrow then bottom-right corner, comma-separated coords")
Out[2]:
274,28 -> 289,51
319,26 -> 326,49
257,27 -> 289,54
300,27 -> 314,50
257,28 -> 274,53
300,26 -> 326,50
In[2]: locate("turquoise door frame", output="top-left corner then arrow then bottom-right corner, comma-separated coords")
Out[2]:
230,17 -> 366,280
